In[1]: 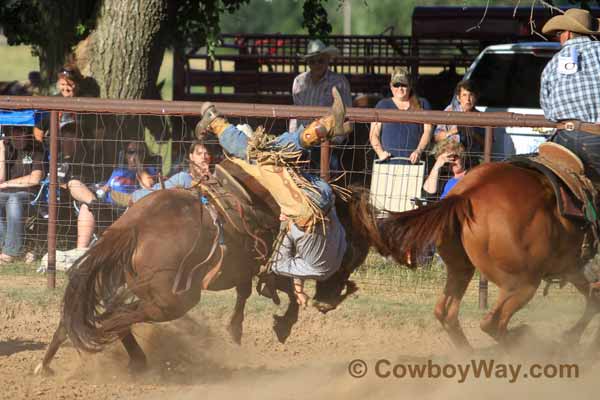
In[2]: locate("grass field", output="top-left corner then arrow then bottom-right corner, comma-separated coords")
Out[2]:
0,44 -> 175,100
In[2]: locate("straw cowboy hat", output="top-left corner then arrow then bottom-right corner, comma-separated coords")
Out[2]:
300,39 -> 340,60
542,8 -> 600,35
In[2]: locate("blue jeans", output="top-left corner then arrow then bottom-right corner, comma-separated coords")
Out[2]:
552,129 -> 600,181
219,125 -> 334,212
0,191 -> 34,256
219,125 -> 306,159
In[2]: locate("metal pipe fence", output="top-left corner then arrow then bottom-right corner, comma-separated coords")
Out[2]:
0,96 -> 560,306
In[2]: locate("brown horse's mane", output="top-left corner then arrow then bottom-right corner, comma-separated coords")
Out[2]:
349,187 -> 473,267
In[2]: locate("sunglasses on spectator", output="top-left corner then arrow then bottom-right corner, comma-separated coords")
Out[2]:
554,30 -> 564,38
392,82 -> 408,88
126,149 -> 139,155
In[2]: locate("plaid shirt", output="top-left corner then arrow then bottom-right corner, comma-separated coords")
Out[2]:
540,37 -> 600,123
290,69 -> 352,132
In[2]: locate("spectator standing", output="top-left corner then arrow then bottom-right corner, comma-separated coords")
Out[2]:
290,39 -> 352,171
369,67 -> 433,164
434,79 -> 485,165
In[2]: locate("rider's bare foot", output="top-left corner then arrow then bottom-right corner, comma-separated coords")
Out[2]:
293,278 -> 309,307
295,290 -> 310,307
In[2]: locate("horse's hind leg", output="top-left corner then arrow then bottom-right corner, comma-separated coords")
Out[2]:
435,245 -> 476,351
481,282 -> 539,347
121,329 -> 147,374
228,279 -> 252,345
563,275 -> 600,344
34,318 -> 68,376
272,277 -> 299,344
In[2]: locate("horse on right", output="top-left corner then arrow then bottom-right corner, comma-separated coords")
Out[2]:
350,161 -> 600,350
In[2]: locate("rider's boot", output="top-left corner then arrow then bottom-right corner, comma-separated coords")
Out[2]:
195,102 -> 231,139
299,87 -> 352,148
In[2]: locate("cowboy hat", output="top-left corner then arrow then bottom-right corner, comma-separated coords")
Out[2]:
542,8 -> 600,35
301,39 -> 340,60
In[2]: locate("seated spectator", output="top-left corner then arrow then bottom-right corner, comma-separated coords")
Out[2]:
434,79 -> 485,165
0,126 -> 44,263
132,140 -> 213,203
369,68 -> 432,164
41,141 -> 156,269
423,139 -> 467,199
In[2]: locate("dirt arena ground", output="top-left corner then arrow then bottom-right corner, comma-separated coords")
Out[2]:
1,255 -> 599,400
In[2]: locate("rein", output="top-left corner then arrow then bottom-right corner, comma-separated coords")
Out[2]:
171,202 -> 226,295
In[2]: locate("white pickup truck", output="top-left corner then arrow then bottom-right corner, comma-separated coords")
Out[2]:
463,42 -> 560,158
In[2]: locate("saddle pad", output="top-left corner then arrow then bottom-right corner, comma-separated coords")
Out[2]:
370,158 -> 425,212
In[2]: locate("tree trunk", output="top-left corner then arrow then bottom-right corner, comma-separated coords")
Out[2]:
37,42 -> 69,95
88,0 -> 168,99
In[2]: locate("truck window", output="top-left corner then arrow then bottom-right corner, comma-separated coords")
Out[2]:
468,53 -> 553,109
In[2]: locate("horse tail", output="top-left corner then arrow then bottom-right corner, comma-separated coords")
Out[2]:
349,188 -> 473,267
62,226 -> 141,353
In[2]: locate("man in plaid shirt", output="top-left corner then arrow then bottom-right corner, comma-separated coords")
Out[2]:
541,8 -> 600,181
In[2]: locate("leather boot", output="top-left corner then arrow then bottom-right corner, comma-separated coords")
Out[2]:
299,119 -> 353,148
195,102 -> 230,138
298,87 -> 349,148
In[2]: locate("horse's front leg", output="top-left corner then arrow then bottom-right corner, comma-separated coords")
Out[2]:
228,278 -> 252,345
272,276 -> 299,344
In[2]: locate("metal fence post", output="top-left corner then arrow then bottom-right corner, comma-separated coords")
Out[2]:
478,126 -> 494,310
47,111 -> 58,289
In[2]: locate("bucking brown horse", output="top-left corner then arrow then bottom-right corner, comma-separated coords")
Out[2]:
35,184 -> 368,375
350,162 -> 600,350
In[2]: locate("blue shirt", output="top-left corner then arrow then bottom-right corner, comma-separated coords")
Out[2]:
441,176 -> 461,199
131,170 -> 193,203
375,97 -> 431,159
105,167 -> 157,204
540,37 -> 600,123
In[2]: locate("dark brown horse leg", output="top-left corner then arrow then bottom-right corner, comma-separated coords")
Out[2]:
121,329 -> 148,374
272,276 -> 299,344
34,318 -> 68,376
227,279 -> 252,345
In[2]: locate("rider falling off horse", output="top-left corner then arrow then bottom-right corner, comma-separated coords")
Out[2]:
195,87 -> 352,306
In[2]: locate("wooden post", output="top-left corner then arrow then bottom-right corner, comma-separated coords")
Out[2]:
47,111 -> 58,289
478,126 -> 493,309
320,141 -> 331,181
172,47 -> 186,100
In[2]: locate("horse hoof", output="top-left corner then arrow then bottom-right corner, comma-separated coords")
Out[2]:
227,324 -> 242,345
312,300 -> 336,314
128,360 -> 148,375
33,362 -> 54,377
272,315 -> 291,344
